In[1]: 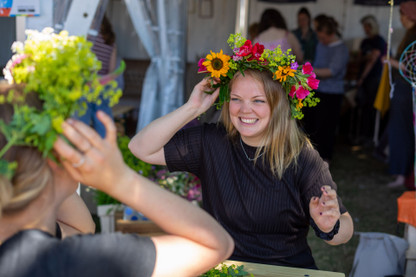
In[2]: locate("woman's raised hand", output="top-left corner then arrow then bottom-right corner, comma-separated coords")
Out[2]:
309,185 -> 341,233
53,111 -> 133,193
187,78 -> 220,115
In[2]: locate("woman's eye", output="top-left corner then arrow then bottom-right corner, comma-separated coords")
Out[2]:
254,99 -> 265,103
231,98 -> 240,101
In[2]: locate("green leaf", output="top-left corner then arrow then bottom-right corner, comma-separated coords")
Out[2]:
0,160 -> 18,181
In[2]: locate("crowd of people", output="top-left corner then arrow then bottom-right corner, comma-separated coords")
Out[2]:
1,1 -> 416,276
248,4 -> 415,189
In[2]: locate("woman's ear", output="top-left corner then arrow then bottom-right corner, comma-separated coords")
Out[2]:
46,159 -> 59,170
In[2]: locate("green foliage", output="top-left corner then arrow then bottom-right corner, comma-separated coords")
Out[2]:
200,264 -> 253,277
94,189 -> 121,206
117,135 -> 153,177
0,28 -> 122,180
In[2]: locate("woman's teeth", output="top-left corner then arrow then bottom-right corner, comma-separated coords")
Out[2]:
241,118 -> 257,124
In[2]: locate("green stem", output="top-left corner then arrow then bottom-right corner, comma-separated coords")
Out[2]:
0,136 -> 17,159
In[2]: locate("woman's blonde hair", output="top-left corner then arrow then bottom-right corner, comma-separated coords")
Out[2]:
220,69 -> 311,179
0,83 -> 52,217
361,15 -> 379,37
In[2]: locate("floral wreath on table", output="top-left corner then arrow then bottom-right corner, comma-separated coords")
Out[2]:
0,27 -> 124,180
197,33 -> 320,119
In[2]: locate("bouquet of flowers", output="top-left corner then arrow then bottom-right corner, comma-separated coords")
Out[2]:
153,169 -> 202,205
198,33 -> 320,120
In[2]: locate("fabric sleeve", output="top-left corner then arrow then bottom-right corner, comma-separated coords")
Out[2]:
297,147 -> 347,215
164,125 -> 204,176
55,233 -> 156,277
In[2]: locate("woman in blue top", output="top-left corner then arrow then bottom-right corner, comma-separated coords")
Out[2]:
303,15 -> 349,163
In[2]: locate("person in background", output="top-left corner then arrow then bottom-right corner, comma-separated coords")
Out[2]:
0,83 -> 234,277
254,8 -> 304,62
129,34 -> 353,269
302,15 -> 349,163
248,22 -> 259,41
76,15 -> 117,138
383,1 -> 416,188
355,15 -> 387,147
292,7 -> 318,63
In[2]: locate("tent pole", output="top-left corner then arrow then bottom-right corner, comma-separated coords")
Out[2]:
235,0 -> 249,37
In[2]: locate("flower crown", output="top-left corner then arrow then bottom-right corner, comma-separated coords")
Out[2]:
0,28 -> 123,179
198,33 -> 320,119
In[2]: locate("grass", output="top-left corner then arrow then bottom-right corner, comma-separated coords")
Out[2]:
308,138 -> 407,275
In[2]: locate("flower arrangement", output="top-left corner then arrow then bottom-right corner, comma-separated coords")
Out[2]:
198,33 -> 320,120
0,28 -> 123,179
152,168 -> 202,205
200,263 -> 253,277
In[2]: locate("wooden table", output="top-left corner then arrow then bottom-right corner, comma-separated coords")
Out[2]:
222,260 -> 345,277
116,220 -> 345,276
116,220 -> 165,236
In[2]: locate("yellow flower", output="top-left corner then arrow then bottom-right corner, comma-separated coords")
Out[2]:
52,116 -> 64,133
203,50 -> 230,78
296,99 -> 303,110
273,65 -> 296,82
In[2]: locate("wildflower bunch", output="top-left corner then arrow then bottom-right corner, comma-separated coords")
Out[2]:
0,28 -> 123,179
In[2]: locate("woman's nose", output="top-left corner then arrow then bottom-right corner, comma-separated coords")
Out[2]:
240,101 -> 252,113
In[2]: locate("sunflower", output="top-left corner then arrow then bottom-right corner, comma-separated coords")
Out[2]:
203,50 -> 231,78
273,65 -> 296,82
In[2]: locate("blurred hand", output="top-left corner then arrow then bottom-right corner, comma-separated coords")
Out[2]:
53,111 -> 133,193
309,185 -> 341,233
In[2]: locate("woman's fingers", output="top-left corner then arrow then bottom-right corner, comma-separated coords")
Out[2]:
96,111 -> 117,144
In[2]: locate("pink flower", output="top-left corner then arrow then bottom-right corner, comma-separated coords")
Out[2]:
307,76 -> 320,90
198,58 -> 207,72
295,87 -> 310,100
233,55 -> 243,61
302,62 -> 313,75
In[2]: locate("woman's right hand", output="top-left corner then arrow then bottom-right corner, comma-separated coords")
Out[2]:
187,78 -> 220,115
53,111 -> 133,193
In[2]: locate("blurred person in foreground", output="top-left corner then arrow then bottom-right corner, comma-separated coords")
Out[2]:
0,27 -> 233,277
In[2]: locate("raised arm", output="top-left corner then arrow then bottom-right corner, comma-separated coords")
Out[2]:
128,78 -> 219,165
53,111 -> 233,277
56,192 -> 96,237
309,186 -> 354,245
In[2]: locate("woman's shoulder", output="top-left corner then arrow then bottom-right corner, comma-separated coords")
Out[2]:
297,144 -> 325,169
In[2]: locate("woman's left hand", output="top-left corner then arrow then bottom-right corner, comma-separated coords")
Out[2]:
309,185 -> 341,233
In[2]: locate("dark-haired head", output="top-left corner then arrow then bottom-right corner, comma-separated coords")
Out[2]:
258,9 -> 287,34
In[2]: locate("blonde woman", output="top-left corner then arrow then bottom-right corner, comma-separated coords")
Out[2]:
130,64 -> 353,268
0,83 -> 234,277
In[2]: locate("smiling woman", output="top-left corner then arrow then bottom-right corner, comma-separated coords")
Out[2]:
129,33 -> 354,270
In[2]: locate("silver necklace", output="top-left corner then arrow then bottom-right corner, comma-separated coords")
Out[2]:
239,137 -> 265,161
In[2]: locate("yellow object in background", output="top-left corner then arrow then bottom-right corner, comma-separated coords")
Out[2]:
373,63 -> 391,117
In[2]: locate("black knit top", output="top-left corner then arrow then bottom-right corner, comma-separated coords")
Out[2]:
165,123 -> 347,268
